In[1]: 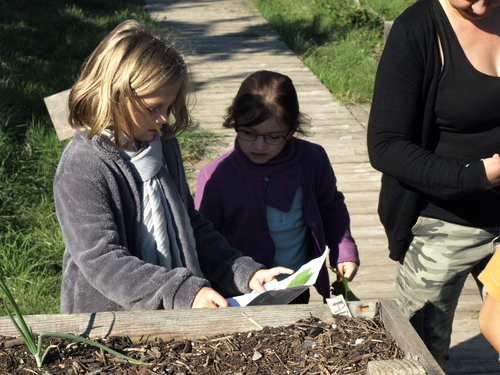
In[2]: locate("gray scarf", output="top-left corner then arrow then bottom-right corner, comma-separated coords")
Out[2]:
122,134 -> 198,272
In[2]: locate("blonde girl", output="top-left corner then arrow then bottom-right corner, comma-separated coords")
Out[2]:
54,21 -> 291,313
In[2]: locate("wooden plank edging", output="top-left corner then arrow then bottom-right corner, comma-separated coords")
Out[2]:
0,304 -> 334,341
380,300 -> 444,375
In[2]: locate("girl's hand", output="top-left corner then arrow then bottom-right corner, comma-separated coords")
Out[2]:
336,261 -> 359,282
248,267 -> 294,292
192,287 -> 230,308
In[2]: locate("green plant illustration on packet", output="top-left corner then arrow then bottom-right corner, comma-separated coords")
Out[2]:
286,269 -> 314,288
277,249 -> 328,290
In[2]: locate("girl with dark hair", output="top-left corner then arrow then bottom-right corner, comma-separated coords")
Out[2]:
195,70 -> 359,303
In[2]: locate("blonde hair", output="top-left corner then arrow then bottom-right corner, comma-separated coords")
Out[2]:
69,20 -> 194,148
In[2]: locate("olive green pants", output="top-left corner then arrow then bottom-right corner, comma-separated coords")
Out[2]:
395,216 -> 499,369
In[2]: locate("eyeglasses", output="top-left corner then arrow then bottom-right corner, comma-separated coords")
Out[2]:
236,130 -> 290,145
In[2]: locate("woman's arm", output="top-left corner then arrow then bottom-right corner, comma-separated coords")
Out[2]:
367,17 -> 486,200
479,294 -> 500,353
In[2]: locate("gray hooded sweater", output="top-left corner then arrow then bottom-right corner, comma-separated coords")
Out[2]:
54,130 -> 263,313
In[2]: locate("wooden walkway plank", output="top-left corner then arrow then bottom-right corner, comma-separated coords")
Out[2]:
146,0 -> 500,374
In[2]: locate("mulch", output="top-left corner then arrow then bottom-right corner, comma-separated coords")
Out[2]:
0,314 -> 404,375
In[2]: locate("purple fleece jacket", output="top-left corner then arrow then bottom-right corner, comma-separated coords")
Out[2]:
195,137 -> 359,301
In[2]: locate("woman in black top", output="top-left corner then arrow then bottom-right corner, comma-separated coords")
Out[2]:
367,0 -> 500,369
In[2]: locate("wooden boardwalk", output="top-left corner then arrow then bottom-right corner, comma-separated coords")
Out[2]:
146,0 -> 500,373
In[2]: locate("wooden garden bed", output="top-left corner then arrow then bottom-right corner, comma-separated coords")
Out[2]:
0,300 -> 444,374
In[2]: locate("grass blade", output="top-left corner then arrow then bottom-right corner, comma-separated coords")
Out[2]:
40,332 -> 148,365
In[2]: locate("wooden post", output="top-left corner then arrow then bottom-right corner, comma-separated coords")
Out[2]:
44,89 -> 73,141
384,21 -> 394,44
367,359 -> 426,375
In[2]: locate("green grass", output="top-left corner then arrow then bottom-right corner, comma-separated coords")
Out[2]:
251,0 -> 416,104
0,0 -> 156,315
362,0 -> 417,20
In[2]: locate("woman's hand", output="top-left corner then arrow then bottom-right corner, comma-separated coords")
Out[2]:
482,153 -> 500,189
248,267 -> 294,292
336,261 -> 359,282
192,287 -> 230,308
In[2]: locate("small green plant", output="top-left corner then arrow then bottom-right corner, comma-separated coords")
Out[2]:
0,275 -> 148,368
330,270 -> 360,301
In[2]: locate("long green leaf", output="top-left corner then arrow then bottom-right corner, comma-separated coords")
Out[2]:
40,332 -> 148,365
0,278 -> 39,353
331,270 -> 360,301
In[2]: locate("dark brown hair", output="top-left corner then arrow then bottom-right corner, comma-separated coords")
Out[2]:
223,71 -> 310,136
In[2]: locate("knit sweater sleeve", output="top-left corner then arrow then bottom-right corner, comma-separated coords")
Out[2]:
366,2 -> 486,200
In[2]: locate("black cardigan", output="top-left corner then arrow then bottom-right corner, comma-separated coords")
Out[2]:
367,0 -> 486,261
